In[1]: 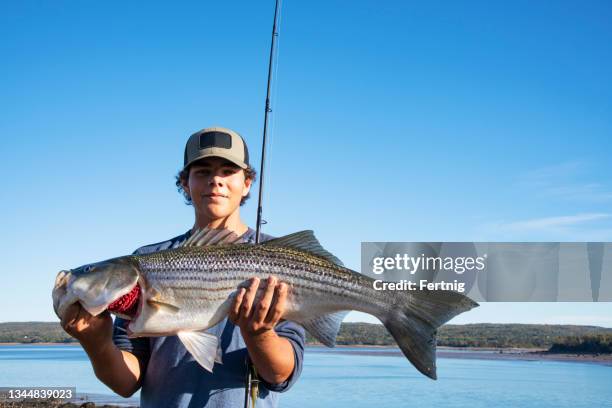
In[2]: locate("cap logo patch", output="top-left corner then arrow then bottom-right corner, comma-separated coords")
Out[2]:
199,132 -> 232,150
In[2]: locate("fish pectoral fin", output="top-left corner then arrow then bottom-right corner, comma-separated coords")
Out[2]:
301,311 -> 349,347
261,231 -> 344,266
146,299 -> 180,313
177,330 -> 219,372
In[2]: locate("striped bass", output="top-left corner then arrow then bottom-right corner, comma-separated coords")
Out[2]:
53,228 -> 478,379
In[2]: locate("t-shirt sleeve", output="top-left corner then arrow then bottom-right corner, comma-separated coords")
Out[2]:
260,320 -> 306,393
112,316 -> 151,367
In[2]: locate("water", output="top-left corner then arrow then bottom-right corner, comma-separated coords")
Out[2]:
1,345 -> 611,407
0,345 -> 139,405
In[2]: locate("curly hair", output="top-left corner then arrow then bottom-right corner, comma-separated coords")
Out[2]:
175,163 -> 257,206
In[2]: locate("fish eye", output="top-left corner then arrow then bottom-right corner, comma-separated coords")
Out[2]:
84,265 -> 94,273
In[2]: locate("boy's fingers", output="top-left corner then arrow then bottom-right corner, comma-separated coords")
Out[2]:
253,276 -> 277,324
229,288 -> 246,323
240,277 -> 260,321
61,303 -> 81,328
266,282 -> 288,324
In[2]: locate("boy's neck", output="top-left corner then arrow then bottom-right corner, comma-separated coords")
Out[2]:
193,213 -> 249,237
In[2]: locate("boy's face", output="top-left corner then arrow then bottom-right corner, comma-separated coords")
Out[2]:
183,157 -> 252,221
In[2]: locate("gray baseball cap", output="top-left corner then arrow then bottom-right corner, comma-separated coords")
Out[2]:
183,127 -> 250,170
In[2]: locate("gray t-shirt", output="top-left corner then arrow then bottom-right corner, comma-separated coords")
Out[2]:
112,228 -> 305,408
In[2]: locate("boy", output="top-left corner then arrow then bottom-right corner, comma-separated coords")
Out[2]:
61,127 -> 305,407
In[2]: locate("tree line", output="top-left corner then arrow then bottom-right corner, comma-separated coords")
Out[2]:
1,322 -> 611,353
317,322 -> 612,353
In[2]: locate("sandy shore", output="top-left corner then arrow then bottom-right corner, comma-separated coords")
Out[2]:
440,349 -> 612,366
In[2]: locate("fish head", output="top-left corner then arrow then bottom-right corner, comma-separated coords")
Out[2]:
52,256 -> 140,320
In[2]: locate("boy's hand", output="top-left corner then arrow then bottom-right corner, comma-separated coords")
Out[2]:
229,276 -> 288,338
60,303 -> 113,351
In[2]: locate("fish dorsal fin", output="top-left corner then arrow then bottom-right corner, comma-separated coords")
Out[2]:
301,311 -> 349,347
181,228 -> 245,247
177,330 -> 219,372
262,231 -> 344,266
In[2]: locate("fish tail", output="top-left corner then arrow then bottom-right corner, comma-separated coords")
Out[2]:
381,290 -> 478,379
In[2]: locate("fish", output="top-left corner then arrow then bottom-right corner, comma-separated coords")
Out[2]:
53,228 -> 478,379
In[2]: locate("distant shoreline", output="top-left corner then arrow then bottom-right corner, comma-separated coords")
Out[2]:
307,344 -> 612,366
3,342 -> 610,366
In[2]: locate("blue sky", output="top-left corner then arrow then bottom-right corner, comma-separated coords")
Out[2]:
1,1 -> 611,325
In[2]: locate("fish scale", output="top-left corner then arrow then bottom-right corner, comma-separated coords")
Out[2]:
138,248 -> 351,308
136,245 -> 367,308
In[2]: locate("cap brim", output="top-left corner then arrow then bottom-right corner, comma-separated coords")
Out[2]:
184,152 -> 248,170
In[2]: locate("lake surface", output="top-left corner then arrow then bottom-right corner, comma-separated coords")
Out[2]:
1,345 -> 611,407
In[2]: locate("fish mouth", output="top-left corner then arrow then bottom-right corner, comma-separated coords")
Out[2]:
52,270 -> 77,319
53,269 -> 142,320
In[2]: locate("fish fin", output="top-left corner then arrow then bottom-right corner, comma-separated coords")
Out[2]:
261,231 -> 344,266
301,311 -> 349,347
177,330 -> 219,372
382,290 -> 478,380
182,228 -> 245,247
146,299 -> 180,313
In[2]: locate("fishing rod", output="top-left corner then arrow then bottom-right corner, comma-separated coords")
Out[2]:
246,2 -> 282,408
255,0 -> 281,245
